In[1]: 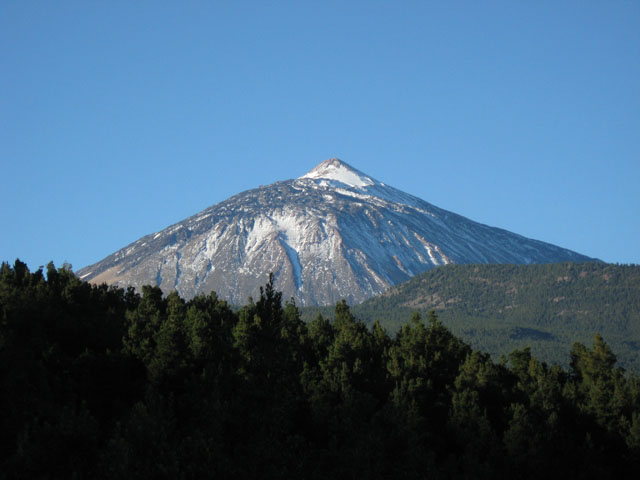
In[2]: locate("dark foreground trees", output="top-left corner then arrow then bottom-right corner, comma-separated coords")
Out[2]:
1,261 -> 639,479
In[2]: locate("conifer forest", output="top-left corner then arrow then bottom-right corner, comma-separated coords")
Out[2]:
1,260 -> 640,478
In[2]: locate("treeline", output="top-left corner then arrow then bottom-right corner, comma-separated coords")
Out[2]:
1,260 -> 640,478
342,263 -> 640,371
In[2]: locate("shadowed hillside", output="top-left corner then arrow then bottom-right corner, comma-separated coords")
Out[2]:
302,263 -> 640,371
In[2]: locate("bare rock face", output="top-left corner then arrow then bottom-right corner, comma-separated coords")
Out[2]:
77,159 -> 594,305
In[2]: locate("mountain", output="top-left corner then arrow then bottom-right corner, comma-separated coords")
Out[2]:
77,158 -> 595,305
338,263 -> 640,371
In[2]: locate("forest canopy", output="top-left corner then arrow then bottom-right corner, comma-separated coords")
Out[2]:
1,260 -> 639,479
334,262 -> 640,371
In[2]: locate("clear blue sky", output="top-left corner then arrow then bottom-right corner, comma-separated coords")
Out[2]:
1,1 -> 639,271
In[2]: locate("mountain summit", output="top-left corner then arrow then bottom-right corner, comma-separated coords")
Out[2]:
77,159 -> 595,305
299,158 -> 378,188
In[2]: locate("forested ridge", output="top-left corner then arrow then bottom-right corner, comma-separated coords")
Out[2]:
313,263 -> 640,371
2,260 -> 640,478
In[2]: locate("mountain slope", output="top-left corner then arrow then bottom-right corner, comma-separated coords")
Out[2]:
78,159 -> 595,305
343,263 -> 640,370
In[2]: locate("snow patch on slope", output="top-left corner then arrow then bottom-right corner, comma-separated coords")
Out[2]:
279,234 -> 303,289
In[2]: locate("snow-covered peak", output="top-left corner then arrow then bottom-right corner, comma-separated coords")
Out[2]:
298,158 -> 427,210
78,155 -> 597,307
299,158 -> 378,188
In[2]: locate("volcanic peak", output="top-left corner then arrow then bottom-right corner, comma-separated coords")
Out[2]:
299,158 -> 378,189
77,157 -> 596,306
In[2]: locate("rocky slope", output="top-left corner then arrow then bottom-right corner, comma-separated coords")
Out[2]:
77,159 -> 595,305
